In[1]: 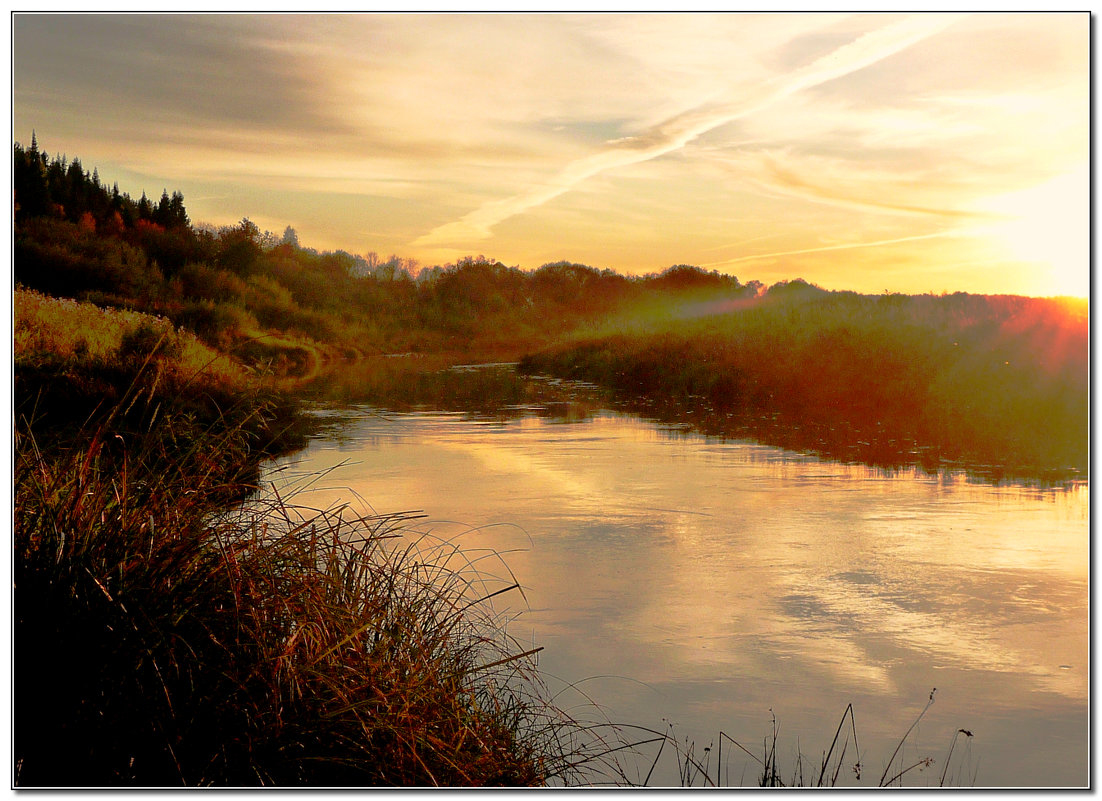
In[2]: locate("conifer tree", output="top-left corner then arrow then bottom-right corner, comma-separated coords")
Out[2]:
137,191 -> 153,221
13,138 -> 50,220
65,158 -> 88,222
168,191 -> 189,228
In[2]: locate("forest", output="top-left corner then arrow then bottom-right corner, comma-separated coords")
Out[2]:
12,139 -> 1088,786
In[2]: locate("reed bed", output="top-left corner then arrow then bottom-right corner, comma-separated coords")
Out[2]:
521,290 -> 1087,479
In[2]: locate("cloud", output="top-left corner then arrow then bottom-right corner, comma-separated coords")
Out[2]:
14,15 -> 345,137
15,12 -> 1081,294
414,13 -> 962,248
739,151 -> 992,222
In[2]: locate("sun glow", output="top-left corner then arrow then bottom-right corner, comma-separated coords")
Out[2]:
971,166 -> 1089,298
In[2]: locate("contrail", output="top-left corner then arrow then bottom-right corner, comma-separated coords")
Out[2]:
415,13 -> 962,248
700,230 -> 961,268
753,154 -> 991,221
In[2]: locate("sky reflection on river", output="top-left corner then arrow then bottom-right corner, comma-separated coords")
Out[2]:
264,389 -> 1087,787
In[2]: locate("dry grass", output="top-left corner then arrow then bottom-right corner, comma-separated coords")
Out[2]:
13,396 -> 593,785
14,287 -> 245,383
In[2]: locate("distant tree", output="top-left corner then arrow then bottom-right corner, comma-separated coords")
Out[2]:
320,250 -> 356,277
13,138 -> 51,220
257,228 -> 281,250
153,190 -> 173,227
650,264 -> 730,291
400,257 -> 419,280
238,217 -> 261,243
64,158 -> 88,222
167,191 -> 190,229
416,264 -> 445,283
744,279 -> 765,297
281,226 -> 300,248
44,155 -> 68,215
216,218 -> 262,276
151,189 -> 189,229
112,183 -> 137,228
376,254 -> 405,281
764,278 -> 826,300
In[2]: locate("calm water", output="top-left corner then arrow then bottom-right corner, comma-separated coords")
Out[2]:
263,363 -> 1088,787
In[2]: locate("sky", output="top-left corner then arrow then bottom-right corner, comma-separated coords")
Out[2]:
11,12 -> 1090,297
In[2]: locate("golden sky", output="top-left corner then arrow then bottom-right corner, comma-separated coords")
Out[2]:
12,12 -> 1089,297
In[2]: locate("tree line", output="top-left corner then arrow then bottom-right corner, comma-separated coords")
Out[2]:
13,138 -> 771,361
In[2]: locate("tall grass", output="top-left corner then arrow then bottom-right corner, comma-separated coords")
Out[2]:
13,383 -> 604,785
15,287 -> 244,381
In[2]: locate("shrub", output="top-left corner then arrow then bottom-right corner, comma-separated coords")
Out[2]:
173,300 -> 258,351
116,320 -> 182,364
15,217 -> 158,299
175,262 -> 248,303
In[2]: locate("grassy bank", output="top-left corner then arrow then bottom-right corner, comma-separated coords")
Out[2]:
521,287 -> 1088,479
13,292 -> 588,786
14,424 -> 564,785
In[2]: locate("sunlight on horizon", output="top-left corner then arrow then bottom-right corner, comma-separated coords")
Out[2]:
970,166 -> 1089,299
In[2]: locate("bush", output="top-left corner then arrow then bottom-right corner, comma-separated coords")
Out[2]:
175,262 -> 248,303
15,217 -> 158,299
116,320 -> 182,364
173,300 -> 257,350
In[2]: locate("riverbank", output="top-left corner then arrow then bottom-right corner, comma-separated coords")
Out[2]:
13,293 -> 578,786
519,289 -> 1088,482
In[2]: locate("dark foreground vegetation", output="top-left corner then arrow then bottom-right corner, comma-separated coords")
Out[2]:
17,394 -> 541,784
13,138 -> 1084,785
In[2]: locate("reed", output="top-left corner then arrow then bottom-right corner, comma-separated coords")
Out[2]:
634,689 -> 974,788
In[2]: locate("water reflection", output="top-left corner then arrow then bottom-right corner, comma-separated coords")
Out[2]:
303,358 -> 1085,486
270,362 -> 1088,787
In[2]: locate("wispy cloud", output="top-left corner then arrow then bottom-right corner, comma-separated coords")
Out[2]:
742,151 -> 991,221
415,13 -> 962,248
701,230 -> 961,269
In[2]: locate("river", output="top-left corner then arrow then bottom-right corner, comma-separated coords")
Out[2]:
261,361 -> 1088,787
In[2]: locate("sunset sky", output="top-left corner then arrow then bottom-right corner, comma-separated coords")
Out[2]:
12,12 -> 1089,297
